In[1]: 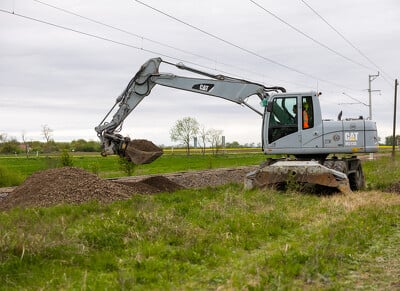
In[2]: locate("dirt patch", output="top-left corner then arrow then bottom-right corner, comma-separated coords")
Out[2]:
150,166 -> 257,189
385,182 -> 400,194
0,167 -> 183,210
116,176 -> 184,193
0,166 -> 255,210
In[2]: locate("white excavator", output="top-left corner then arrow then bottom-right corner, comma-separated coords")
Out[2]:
95,57 -> 378,193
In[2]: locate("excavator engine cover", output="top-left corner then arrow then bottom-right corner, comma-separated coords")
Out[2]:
122,139 -> 163,165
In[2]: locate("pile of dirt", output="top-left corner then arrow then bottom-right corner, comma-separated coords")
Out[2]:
125,139 -> 163,164
0,167 -> 182,210
116,176 -> 184,193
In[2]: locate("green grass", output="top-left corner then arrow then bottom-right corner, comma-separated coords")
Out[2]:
0,166 -> 24,187
0,153 -> 400,288
363,155 -> 400,190
0,152 -> 267,186
0,186 -> 399,289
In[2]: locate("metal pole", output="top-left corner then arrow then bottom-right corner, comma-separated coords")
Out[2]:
368,75 -> 372,120
368,72 -> 379,159
392,79 -> 398,160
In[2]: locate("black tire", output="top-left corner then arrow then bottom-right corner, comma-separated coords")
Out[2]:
349,164 -> 365,191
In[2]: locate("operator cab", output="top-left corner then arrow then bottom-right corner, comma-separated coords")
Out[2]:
264,93 -> 317,144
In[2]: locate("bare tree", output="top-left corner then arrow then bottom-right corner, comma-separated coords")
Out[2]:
0,133 -> 7,143
21,131 -> 30,158
207,128 -> 223,155
170,117 -> 199,155
198,125 -> 209,155
41,124 -> 53,143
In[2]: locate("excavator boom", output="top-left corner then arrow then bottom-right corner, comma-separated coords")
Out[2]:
95,57 -> 284,164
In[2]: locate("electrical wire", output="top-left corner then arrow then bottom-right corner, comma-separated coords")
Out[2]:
133,0 -> 361,91
300,0 -> 395,86
32,0 -> 272,84
249,0 -> 375,72
0,7 -> 282,87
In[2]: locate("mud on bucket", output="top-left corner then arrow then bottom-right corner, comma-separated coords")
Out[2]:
123,139 -> 163,165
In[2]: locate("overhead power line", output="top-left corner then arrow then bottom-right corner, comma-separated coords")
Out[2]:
0,7 -> 281,86
249,0 -> 375,72
31,0 -> 272,84
133,0 -> 359,91
300,0 -> 395,85
0,8 -> 209,71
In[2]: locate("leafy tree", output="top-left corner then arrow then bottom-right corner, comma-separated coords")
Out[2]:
385,135 -> 400,146
71,139 -> 101,152
170,117 -> 199,155
0,139 -> 20,154
226,141 -> 241,148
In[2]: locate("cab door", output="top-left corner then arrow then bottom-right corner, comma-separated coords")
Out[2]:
300,95 -> 323,148
266,96 -> 300,148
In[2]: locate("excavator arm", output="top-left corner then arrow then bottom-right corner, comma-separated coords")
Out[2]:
95,57 -> 285,164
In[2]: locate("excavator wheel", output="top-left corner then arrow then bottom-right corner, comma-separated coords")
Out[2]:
348,164 -> 365,191
121,139 -> 163,165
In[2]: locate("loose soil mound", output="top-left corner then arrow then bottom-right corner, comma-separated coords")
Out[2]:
0,167 -> 185,210
0,167 -> 135,210
115,176 -> 184,193
125,139 -> 163,164
385,182 -> 400,194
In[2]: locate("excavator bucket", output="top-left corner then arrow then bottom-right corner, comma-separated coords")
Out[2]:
123,139 -> 163,165
244,160 -> 351,194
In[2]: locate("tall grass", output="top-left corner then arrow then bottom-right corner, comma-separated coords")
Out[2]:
0,186 -> 399,289
362,155 -> 400,190
0,166 -> 24,187
0,152 -> 267,187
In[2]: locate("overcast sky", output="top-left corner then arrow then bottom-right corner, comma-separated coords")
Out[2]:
0,0 -> 399,146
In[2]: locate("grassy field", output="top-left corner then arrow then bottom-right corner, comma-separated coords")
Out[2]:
0,152 -> 267,187
0,152 -> 399,289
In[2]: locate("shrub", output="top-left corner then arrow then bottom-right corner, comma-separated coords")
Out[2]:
60,149 -> 73,167
118,156 -> 136,176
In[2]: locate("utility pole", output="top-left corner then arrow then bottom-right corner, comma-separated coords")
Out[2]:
392,79 -> 398,160
368,72 -> 379,160
368,72 -> 380,120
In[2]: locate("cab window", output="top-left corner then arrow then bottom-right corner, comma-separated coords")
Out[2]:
268,97 -> 298,143
302,96 -> 314,129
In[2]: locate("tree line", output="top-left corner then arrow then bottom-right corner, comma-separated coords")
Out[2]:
0,119 -> 250,156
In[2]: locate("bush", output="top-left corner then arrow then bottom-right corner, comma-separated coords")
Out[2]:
0,166 -> 24,187
118,156 -> 136,176
60,149 -> 73,167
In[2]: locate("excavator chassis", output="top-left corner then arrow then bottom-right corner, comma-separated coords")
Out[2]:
245,157 -> 364,193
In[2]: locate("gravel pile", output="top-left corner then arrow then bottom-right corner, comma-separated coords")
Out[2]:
0,167 -> 182,210
0,166 -> 256,210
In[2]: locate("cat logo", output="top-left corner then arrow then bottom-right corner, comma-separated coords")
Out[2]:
193,83 -> 214,92
344,132 -> 359,146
